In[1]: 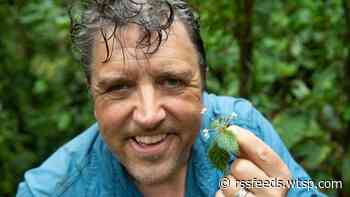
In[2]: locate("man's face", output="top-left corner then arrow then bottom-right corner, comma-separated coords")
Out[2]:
90,21 -> 203,185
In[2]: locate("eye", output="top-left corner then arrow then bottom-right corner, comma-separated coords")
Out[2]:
160,77 -> 185,89
106,82 -> 133,93
110,84 -> 129,91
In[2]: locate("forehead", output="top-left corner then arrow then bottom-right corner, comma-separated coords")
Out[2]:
91,21 -> 199,78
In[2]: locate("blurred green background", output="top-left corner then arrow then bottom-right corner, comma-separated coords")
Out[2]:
1,0 -> 349,196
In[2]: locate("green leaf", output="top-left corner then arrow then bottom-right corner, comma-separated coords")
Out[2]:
208,141 -> 230,175
343,105 -> 350,121
58,113 -> 72,131
273,112 -> 309,148
216,128 -> 239,155
292,80 -> 310,100
342,155 -> 350,194
33,80 -> 48,94
295,141 -> 331,169
342,151 -> 350,182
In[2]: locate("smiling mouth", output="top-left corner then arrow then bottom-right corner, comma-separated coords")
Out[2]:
134,134 -> 168,145
130,133 -> 173,156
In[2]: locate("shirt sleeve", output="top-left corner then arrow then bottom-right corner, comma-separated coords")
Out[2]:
16,182 -> 34,197
250,107 -> 328,197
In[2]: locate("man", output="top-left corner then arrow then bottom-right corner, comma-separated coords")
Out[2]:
17,0 -> 326,196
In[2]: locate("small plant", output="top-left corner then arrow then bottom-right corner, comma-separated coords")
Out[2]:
205,113 -> 239,175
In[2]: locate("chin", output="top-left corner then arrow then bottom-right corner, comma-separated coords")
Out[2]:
124,150 -> 190,186
128,159 -> 181,185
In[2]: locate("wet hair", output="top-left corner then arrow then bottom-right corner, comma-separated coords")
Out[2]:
69,0 -> 207,84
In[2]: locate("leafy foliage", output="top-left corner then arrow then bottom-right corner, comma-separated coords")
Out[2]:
191,0 -> 350,196
0,1 -> 94,195
0,0 -> 349,196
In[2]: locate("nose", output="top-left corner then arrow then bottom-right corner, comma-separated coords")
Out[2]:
132,84 -> 166,130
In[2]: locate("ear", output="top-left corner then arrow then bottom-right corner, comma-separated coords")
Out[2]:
85,77 -> 91,88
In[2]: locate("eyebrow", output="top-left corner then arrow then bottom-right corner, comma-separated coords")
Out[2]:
95,71 -> 135,88
152,67 -> 194,81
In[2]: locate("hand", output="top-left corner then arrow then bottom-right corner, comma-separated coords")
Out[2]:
215,125 -> 292,197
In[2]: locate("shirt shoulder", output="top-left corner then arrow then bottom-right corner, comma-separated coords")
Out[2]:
16,124 -> 100,197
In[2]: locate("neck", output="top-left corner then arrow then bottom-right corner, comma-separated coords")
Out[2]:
136,164 -> 188,197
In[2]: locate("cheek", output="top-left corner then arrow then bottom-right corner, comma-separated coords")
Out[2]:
164,90 -> 203,131
94,99 -> 133,137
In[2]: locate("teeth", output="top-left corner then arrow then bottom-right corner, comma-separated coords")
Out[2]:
135,134 -> 167,145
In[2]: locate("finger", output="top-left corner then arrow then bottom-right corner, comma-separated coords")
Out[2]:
220,175 -> 241,197
228,125 -> 291,180
231,158 -> 269,181
220,175 -> 255,197
231,158 -> 282,195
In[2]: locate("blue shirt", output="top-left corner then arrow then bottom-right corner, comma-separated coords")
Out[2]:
16,92 -> 327,196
